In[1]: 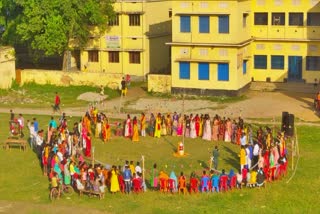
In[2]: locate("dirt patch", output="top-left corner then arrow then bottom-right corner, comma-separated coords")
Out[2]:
126,98 -> 220,114
77,92 -> 108,102
122,91 -> 319,122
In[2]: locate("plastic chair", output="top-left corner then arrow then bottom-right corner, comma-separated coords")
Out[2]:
208,180 -> 212,192
132,178 -> 142,193
269,167 -> 276,181
201,176 -> 210,192
167,179 -> 175,193
219,175 -> 229,192
189,177 -> 198,193
229,175 -> 237,190
118,177 -> 125,193
178,177 -> 187,195
159,178 -> 168,193
263,167 -> 269,182
211,176 -> 219,193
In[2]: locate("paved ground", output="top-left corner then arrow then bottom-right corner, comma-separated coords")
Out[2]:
0,86 -> 319,123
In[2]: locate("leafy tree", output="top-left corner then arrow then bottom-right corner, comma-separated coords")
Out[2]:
0,0 -> 23,44
0,0 -> 115,70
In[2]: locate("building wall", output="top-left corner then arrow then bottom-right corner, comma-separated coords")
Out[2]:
169,0 -> 320,95
80,0 -> 172,78
172,0 -> 251,44
20,69 -> 123,89
170,0 -> 252,95
251,0 -> 320,83
0,47 -> 16,89
148,74 -> 171,93
251,41 -> 320,82
251,0 -> 320,40
171,46 -> 238,90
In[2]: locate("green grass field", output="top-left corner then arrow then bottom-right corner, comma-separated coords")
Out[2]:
0,82 -> 120,108
0,113 -> 319,213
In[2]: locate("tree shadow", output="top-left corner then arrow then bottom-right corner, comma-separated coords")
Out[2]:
197,160 -> 210,170
222,145 -> 239,170
222,145 -> 238,159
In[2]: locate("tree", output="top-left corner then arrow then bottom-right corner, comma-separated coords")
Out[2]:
0,0 -> 115,70
0,0 -> 23,44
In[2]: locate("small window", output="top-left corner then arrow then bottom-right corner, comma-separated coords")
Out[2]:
108,14 -> 119,26
243,60 -> 247,74
254,55 -> 267,69
198,63 -> 209,80
289,13 -> 303,26
88,50 -> 99,62
108,51 -> 119,63
306,56 -> 320,71
199,16 -> 209,33
169,10 -> 172,18
272,13 -> 285,25
307,13 -> 320,26
180,16 -> 191,32
218,63 -> 229,81
218,15 -> 229,33
179,62 -> 190,79
243,14 -> 248,28
129,14 -> 140,26
254,13 -> 268,25
129,52 -> 140,64
271,55 -> 284,69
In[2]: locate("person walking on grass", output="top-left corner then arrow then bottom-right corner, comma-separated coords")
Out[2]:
53,92 -> 61,114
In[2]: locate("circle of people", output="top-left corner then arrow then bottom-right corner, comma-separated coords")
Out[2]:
19,107 -> 288,196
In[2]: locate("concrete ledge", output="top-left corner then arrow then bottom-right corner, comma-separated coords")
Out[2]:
171,83 -> 250,97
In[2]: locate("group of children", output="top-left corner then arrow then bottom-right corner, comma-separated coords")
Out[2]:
147,167 -> 267,194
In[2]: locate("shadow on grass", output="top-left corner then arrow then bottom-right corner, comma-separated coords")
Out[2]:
197,160 -> 210,171
162,136 -> 177,153
222,145 -> 239,170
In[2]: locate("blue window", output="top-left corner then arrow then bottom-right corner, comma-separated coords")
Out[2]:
219,15 -> 229,33
180,16 -> 191,32
198,63 -> 209,80
199,16 -> 209,33
243,60 -> 247,74
179,62 -> 190,79
271,55 -> 284,69
218,63 -> 229,81
254,55 -> 267,69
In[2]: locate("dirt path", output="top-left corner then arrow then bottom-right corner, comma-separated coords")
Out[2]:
0,87 -> 319,123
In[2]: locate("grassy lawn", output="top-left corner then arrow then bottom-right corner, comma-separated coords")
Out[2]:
0,82 -> 120,108
0,112 -> 319,213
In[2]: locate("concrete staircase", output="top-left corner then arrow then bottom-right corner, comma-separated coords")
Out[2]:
250,81 -> 319,94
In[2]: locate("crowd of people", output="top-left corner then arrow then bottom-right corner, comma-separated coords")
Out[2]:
90,110 -> 251,144
7,104 -> 289,197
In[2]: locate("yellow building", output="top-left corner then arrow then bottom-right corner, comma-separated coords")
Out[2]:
251,0 -> 320,83
169,0 -> 320,96
81,0 -> 172,79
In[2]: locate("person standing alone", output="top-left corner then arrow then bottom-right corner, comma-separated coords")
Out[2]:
213,146 -> 219,170
53,92 -> 61,114
121,77 -> 127,96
